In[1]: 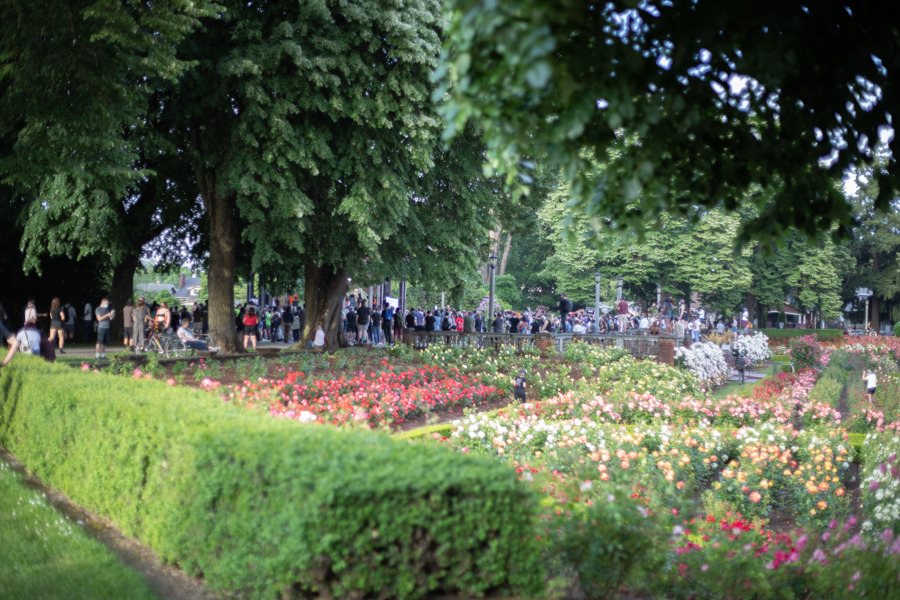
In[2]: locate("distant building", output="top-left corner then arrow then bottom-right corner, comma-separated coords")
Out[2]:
135,283 -> 177,297
174,273 -> 203,307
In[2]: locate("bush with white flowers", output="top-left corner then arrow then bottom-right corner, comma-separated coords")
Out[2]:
674,341 -> 729,388
732,332 -> 771,364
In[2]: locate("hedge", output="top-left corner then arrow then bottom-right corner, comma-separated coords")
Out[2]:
759,328 -> 844,341
0,357 -> 544,599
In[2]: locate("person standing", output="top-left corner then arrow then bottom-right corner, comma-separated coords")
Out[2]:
132,297 -> 149,350
662,296 -> 675,334
154,302 -> 171,333
370,305 -> 382,345
557,293 -> 571,331
356,300 -> 370,344
94,297 -> 114,359
48,297 -> 66,354
122,298 -> 134,351
64,301 -> 76,343
242,307 -> 259,349
346,305 -> 358,344
616,296 -> 630,335
381,303 -> 393,345
282,305 -> 294,343
83,300 -> 93,343
513,369 -> 528,404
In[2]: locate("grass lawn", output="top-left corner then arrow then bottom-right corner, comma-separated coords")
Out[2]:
0,461 -> 160,600
709,364 -> 777,400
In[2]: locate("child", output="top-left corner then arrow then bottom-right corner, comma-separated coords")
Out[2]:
864,370 -> 877,400
514,369 -> 527,404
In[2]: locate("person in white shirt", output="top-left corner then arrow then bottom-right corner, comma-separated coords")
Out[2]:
572,320 -> 587,335
308,326 -> 326,349
639,314 -> 650,331
864,370 -> 877,400
177,318 -> 211,352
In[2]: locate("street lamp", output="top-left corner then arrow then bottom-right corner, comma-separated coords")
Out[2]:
594,272 -> 601,326
488,254 -> 498,323
856,287 -> 874,333
617,276 -> 624,302
656,284 -> 662,309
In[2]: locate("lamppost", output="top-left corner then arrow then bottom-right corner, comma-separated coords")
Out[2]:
617,276 -> 624,302
594,272 -> 601,323
656,284 -> 662,309
856,287 -> 874,332
488,254 -> 498,322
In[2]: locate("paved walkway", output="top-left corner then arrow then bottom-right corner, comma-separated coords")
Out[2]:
727,368 -> 769,384
53,339 -> 297,363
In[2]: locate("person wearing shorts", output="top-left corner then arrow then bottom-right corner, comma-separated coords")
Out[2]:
94,298 -> 114,359
48,297 -> 66,353
242,307 -> 259,349
864,370 -> 878,400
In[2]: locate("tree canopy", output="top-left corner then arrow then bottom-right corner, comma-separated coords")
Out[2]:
437,1 -> 900,243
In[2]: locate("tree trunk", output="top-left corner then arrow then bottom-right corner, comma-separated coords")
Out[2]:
870,295 -> 880,332
499,232 -> 512,276
110,255 -> 140,344
206,190 -> 243,353
295,258 -> 349,352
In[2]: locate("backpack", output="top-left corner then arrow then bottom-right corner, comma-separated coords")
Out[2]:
563,298 -> 573,312
441,315 -> 452,331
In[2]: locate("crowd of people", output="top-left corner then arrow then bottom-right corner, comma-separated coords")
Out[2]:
332,292 -> 750,345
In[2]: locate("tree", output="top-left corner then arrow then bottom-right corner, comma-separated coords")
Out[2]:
846,162 -> 900,328
0,0 -> 214,338
437,1 -> 899,243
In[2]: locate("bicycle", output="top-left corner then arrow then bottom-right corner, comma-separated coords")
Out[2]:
137,327 -> 186,357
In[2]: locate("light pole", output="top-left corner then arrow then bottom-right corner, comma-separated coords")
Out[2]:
594,272 -> 601,324
617,276 -> 624,302
488,254 -> 498,323
856,287 -> 874,332
656,284 -> 662,309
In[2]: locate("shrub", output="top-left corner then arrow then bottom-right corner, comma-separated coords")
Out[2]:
790,335 -> 825,370
895,321 -> 900,337
807,375 -> 843,409
0,358 -> 544,600
732,331 -> 772,364
674,342 -> 729,387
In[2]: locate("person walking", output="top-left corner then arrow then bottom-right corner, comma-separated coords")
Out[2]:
48,297 -> 66,353
864,370 -> 878,400
282,305 -> 294,343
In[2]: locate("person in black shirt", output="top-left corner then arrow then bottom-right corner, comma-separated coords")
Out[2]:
356,300 -> 370,344
508,313 -> 521,334
370,307 -> 382,345
513,369 -> 527,403
424,310 -> 437,332
530,316 -> 544,334
345,307 -> 358,343
491,312 -> 504,333
405,309 -> 416,330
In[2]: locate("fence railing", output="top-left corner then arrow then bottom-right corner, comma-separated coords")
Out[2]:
404,330 -> 536,352
401,330 -> 688,359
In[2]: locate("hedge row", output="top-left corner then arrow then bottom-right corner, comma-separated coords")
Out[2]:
0,357 -> 543,599
759,328 -> 845,341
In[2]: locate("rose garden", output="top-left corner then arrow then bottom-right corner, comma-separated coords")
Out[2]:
2,331 -> 899,599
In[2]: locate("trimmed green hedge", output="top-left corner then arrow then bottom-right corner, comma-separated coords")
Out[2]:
759,328 -> 844,341
0,357 -> 543,599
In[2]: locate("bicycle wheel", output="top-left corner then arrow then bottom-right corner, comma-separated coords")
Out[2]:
165,336 -> 188,357
136,338 -> 155,354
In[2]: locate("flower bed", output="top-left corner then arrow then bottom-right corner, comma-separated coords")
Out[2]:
227,365 -> 504,427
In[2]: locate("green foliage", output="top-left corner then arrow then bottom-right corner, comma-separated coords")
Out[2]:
545,486 -> 663,600
0,461 -> 160,600
789,336 -> 825,370
760,328 -> 845,341
807,376 -> 843,409
0,360 -> 544,600
438,1 -> 897,244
